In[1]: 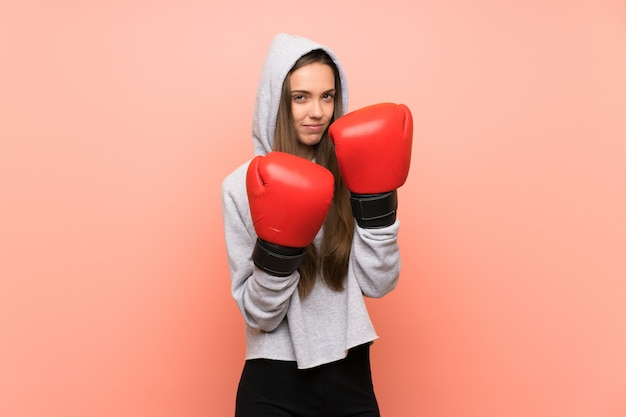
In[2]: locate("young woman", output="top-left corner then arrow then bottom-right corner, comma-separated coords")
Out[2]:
221,33 -> 412,417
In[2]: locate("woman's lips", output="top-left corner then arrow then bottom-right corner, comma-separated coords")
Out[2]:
304,124 -> 324,133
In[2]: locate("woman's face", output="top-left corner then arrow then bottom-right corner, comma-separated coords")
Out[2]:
289,62 -> 336,158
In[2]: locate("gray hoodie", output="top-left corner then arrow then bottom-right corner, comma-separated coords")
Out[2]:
221,33 -> 401,369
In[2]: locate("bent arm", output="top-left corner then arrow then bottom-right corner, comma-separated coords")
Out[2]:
221,168 -> 299,332
350,220 -> 401,298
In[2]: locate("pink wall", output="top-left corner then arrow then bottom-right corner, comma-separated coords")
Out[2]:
1,1 -> 625,416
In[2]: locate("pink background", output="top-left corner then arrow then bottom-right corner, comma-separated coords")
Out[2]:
1,1 -> 625,416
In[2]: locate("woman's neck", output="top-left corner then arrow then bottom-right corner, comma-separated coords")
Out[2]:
296,144 -> 316,161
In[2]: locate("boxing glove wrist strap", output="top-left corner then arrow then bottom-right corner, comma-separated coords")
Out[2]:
350,190 -> 398,228
252,238 -> 305,277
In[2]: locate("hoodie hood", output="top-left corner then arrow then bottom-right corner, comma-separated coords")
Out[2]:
252,33 -> 349,156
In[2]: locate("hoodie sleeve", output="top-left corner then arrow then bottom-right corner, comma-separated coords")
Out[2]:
221,163 -> 300,332
349,220 -> 402,298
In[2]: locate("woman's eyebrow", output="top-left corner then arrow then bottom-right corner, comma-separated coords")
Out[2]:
291,88 -> 336,94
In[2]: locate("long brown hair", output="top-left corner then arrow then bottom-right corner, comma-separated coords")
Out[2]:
273,49 -> 354,297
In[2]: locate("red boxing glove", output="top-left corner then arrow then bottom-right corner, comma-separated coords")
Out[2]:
329,103 -> 413,228
246,151 -> 334,276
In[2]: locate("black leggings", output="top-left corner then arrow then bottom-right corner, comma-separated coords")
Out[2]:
235,343 -> 381,417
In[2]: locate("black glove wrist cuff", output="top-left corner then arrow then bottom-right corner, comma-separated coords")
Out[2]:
350,190 -> 398,228
252,238 -> 305,277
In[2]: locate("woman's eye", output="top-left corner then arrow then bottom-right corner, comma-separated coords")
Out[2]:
293,95 -> 305,102
323,93 -> 335,100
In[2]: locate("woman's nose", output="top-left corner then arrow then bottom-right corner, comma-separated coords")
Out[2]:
309,100 -> 323,118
